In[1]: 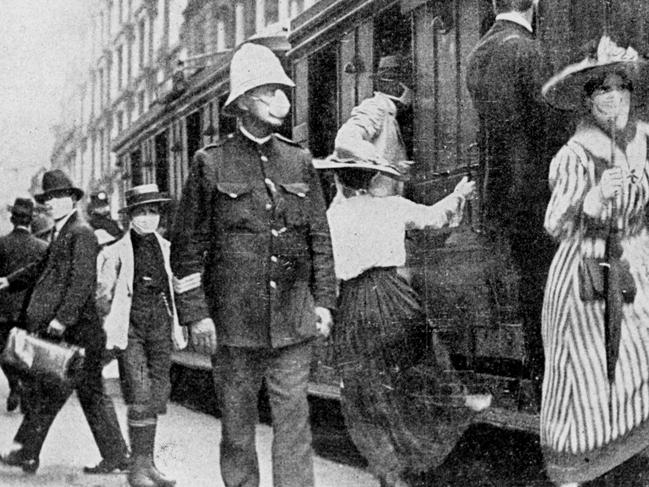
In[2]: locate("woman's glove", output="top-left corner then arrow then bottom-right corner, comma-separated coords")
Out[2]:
599,167 -> 623,200
453,176 -> 476,200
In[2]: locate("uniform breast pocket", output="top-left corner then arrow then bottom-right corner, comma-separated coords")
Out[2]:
279,182 -> 310,226
215,182 -> 256,226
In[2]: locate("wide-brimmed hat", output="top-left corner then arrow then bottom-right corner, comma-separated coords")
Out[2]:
223,42 -> 295,112
35,169 -> 84,204
120,184 -> 171,213
542,35 -> 649,111
7,198 -> 34,219
313,149 -> 414,181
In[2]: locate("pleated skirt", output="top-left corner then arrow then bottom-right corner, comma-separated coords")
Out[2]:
333,267 -> 476,477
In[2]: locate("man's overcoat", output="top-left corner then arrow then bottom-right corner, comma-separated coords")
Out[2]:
7,211 -> 104,354
171,131 -> 337,349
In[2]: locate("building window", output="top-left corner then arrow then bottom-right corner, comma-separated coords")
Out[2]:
117,110 -> 124,133
99,68 -> 105,108
138,19 -> 146,67
138,90 -> 145,115
117,45 -> 124,89
265,0 -> 279,25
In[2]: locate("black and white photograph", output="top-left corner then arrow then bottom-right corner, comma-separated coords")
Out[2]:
1,1 -> 649,486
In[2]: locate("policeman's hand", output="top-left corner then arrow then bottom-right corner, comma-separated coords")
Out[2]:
190,318 -> 217,355
173,273 -> 202,294
0,277 -> 8,291
600,167 -> 624,200
46,318 -> 66,338
314,307 -> 333,339
453,176 -> 476,200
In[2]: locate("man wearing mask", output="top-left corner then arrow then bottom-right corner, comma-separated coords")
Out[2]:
0,198 -> 48,412
466,0 -> 560,400
0,169 -> 129,474
171,42 -> 337,487
332,54 -> 414,200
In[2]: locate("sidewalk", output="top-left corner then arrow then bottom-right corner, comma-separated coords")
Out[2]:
0,363 -> 376,487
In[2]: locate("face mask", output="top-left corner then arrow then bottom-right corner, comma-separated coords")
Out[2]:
591,88 -> 631,130
47,197 -> 74,221
131,214 -> 160,234
386,83 -> 413,107
252,90 -> 291,120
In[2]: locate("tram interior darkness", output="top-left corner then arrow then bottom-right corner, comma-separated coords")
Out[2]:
186,110 -> 203,163
155,131 -> 170,192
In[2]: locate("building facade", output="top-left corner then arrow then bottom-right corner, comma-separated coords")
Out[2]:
50,0 -> 317,211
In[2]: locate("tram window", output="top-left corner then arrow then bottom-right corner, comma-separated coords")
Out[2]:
130,148 -> 143,186
307,44 -> 338,159
154,131 -> 170,192
373,5 -> 414,159
186,111 -> 202,162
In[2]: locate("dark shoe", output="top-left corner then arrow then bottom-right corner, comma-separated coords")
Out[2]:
6,390 -> 20,412
128,455 -> 156,487
148,460 -> 176,487
83,456 -> 130,474
0,448 -> 38,474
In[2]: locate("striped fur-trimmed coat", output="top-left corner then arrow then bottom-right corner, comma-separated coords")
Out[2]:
541,119 -> 649,485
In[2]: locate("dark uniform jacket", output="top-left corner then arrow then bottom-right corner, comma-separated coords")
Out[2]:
171,131 -> 337,349
7,211 -> 104,355
0,228 -> 48,323
466,19 -> 556,236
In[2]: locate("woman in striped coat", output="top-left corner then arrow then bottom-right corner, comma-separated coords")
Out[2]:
540,36 -> 649,486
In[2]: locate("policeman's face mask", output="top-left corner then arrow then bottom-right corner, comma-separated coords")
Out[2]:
46,194 -> 75,221
249,88 -> 291,122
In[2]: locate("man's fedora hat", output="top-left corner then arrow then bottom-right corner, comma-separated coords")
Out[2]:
7,198 -> 34,218
120,184 -> 171,213
542,35 -> 649,111
371,55 -> 405,80
35,169 -> 84,204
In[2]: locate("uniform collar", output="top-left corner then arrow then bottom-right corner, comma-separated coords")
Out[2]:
239,124 -> 272,145
495,12 -> 533,33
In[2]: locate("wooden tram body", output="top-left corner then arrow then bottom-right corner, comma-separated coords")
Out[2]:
112,0 -> 649,434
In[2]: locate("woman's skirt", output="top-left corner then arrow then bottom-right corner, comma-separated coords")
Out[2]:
334,266 -> 477,478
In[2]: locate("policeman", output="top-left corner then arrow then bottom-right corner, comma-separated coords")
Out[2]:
87,190 -> 122,246
171,42 -> 337,487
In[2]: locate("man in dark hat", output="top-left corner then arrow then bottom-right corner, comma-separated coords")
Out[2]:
86,190 -> 123,247
466,0 -> 563,400
0,169 -> 129,474
171,43 -> 336,487
332,54 -> 414,200
0,198 -> 48,412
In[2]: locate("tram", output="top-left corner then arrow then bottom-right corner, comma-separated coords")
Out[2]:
112,0 -> 649,435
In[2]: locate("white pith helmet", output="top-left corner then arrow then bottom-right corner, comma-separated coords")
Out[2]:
224,42 -> 295,111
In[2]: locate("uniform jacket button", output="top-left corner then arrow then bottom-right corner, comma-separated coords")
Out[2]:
271,229 -> 279,237
260,155 -> 269,162
271,255 -> 278,262
270,280 -> 277,289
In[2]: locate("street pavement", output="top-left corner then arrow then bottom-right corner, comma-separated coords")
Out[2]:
0,362 -> 377,487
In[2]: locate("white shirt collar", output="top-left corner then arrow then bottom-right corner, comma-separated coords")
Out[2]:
54,209 -> 77,233
239,124 -> 272,145
495,12 -> 533,33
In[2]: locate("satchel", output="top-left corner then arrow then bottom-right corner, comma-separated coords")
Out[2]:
578,257 -> 636,303
0,327 -> 85,386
